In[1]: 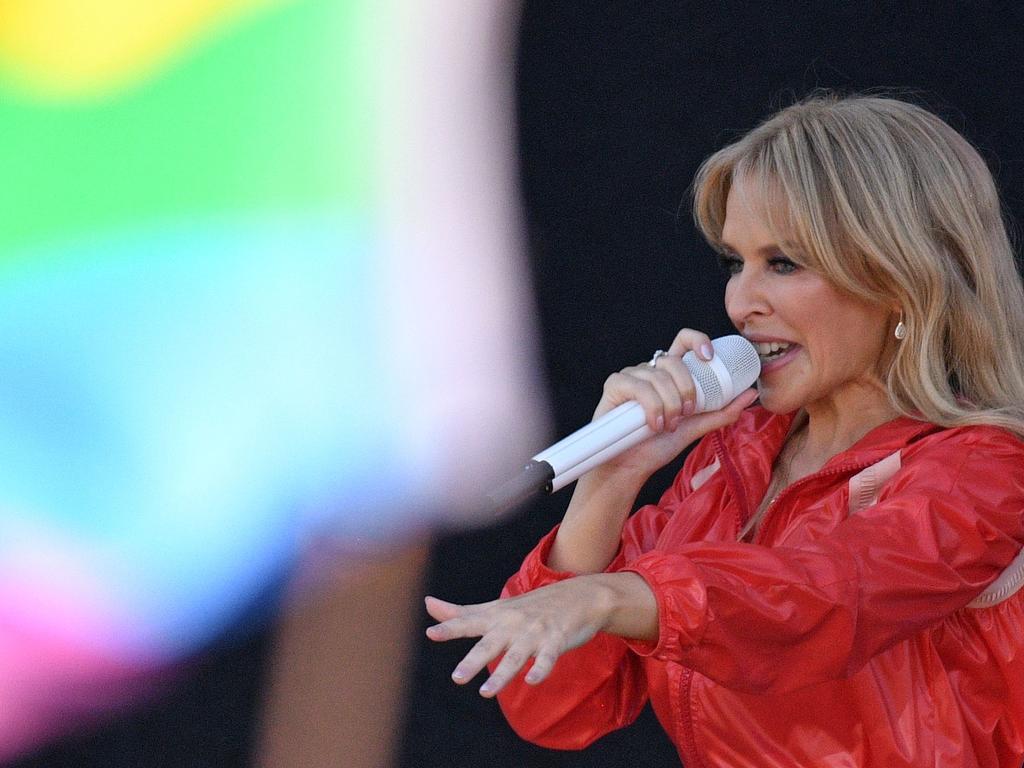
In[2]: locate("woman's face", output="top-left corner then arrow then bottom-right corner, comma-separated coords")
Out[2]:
720,177 -> 892,416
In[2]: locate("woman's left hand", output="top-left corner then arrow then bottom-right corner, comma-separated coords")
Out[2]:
425,572 -> 657,697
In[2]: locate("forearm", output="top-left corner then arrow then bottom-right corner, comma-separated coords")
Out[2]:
547,467 -> 647,574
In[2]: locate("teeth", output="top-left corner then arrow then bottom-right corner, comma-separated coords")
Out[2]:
754,341 -> 792,356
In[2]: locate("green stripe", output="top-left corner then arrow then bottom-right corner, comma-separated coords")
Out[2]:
0,0 -> 374,261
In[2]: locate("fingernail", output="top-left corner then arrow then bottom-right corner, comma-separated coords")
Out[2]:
525,671 -> 540,684
655,415 -> 664,432
682,401 -> 695,417
452,668 -> 466,681
479,682 -> 494,695
700,342 -> 714,360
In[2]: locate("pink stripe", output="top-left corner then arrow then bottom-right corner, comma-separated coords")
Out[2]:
690,458 -> 721,492
848,451 -> 902,515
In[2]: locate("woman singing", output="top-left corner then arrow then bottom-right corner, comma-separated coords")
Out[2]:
426,94 -> 1024,767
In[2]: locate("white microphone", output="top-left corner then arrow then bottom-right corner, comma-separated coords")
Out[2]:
486,335 -> 761,512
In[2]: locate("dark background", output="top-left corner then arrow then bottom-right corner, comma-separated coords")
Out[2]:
406,4 -> 1024,767
12,3 -> 1024,767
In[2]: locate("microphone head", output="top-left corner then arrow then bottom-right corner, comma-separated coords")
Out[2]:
681,335 -> 761,412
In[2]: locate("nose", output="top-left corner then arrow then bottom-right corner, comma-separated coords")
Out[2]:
725,266 -> 772,331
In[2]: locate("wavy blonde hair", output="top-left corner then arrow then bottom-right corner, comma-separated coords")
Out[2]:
693,92 -> 1024,437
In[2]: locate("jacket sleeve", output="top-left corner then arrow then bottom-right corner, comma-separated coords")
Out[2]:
619,428 -> 1024,695
494,438 -> 719,748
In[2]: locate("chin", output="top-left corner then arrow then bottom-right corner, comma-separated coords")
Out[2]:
754,384 -> 802,415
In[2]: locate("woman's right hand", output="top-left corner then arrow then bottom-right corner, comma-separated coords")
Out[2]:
586,328 -> 758,487
546,329 -> 758,575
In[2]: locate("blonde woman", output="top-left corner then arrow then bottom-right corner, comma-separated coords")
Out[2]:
426,94 -> 1024,767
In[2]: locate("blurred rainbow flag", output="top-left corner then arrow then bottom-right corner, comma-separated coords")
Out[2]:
0,0 -> 541,755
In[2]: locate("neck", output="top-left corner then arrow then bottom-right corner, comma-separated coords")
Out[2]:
797,381 -> 898,465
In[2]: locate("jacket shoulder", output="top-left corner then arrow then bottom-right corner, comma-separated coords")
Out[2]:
901,422 -> 1024,465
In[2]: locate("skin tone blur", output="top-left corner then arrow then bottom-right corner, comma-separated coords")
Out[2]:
425,175 -> 900,697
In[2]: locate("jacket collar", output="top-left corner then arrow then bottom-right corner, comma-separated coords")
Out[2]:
717,406 -> 938,513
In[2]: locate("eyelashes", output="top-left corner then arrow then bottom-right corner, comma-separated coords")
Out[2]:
767,255 -> 799,274
716,252 -> 743,275
714,251 -> 800,276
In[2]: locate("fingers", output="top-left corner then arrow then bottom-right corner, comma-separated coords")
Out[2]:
425,596 -> 533,692
599,329 -> 717,433
424,586 -> 592,697
424,597 -> 500,641
480,637 -> 563,696
667,328 -> 714,361
452,633 -> 511,690
424,595 -> 461,623
427,605 -> 559,697
476,638 -> 536,696
646,354 -> 699,426
522,641 -> 561,685
604,367 -> 686,433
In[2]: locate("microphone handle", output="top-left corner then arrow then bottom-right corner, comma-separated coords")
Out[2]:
484,336 -> 759,509
549,422 -> 652,491
485,459 -> 555,515
533,401 -> 647,475
484,403 -> 648,513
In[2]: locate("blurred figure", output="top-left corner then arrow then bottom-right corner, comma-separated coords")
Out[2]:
257,2 -> 539,767
0,0 -> 541,762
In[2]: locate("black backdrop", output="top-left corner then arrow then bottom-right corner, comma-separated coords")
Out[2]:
10,3 -> 1024,767
402,4 -> 1024,767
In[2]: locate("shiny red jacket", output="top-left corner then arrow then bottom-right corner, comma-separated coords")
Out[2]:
497,408 -> 1024,767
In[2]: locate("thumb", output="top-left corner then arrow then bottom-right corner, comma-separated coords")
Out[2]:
689,387 -> 758,432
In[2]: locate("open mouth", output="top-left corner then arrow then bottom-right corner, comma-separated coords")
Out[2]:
754,341 -> 793,364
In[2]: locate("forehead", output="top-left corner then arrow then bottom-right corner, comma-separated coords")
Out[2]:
721,175 -> 786,249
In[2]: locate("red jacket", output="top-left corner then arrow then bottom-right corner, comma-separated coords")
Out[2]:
497,408 -> 1024,767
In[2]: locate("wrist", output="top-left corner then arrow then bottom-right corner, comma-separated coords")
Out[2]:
574,463 -> 649,503
588,572 -> 659,642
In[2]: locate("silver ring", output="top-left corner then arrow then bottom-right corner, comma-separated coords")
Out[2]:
648,349 -> 668,367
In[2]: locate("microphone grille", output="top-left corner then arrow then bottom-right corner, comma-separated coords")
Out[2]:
685,357 -> 724,408
681,335 -> 761,412
713,335 -> 761,390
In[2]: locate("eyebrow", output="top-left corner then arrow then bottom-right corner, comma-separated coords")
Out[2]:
718,240 -> 785,256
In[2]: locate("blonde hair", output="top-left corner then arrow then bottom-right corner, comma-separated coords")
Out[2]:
694,92 -> 1024,438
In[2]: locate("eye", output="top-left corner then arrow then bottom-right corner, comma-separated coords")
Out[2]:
768,254 -> 800,275
716,252 -> 743,276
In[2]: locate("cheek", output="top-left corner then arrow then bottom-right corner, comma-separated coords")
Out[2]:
815,311 -> 888,372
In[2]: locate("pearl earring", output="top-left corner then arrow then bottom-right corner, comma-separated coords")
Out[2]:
894,312 -> 907,341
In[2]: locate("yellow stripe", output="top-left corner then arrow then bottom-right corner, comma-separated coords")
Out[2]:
0,0 -> 289,98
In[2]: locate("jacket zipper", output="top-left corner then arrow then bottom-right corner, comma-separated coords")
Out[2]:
672,433 -> 740,768
713,431 -> 748,540
676,666 -> 706,768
